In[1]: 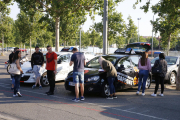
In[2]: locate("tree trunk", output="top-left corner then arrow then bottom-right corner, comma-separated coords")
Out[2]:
55,17 -> 60,52
167,35 -> 171,56
30,36 -> 32,56
2,34 -> 4,56
24,44 -> 25,55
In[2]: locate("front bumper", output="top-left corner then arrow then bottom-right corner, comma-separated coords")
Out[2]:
20,73 -> 36,83
65,77 -> 102,93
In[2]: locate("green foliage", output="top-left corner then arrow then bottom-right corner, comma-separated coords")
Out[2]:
126,16 -> 138,44
146,37 -> 159,48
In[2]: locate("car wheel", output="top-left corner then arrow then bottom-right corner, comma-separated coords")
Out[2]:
7,64 -> 10,74
145,76 -> 151,89
169,72 -> 176,85
40,72 -> 49,87
101,83 -> 110,97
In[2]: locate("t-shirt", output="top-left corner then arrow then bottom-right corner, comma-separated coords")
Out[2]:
46,52 -> 57,71
31,52 -> 44,68
102,60 -> 117,77
71,52 -> 85,72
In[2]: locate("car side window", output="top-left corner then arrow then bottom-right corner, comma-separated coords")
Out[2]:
86,57 -> 100,68
60,54 -> 69,62
118,57 -> 131,69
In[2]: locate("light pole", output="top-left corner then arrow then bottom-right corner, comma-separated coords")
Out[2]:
137,18 -> 141,42
152,16 -> 154,57
103,0 -> 108,55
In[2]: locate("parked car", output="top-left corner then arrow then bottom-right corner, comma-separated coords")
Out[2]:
19,48 -> 27,52
20,52 -> 73,86
65,42 -> 152,97
3,47 -> 15,51
151,56 -> 179,84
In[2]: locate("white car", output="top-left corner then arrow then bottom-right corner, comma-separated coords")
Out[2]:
82,51 -> 96,62
20,52 -> 73,86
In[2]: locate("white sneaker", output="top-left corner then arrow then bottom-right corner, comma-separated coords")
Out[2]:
158,94 -> 164,97
136,91 -> 139,95
13,94 -> 18,97
151,93 -> 157,97
16,92 -> 22,97
142,93 -> 145,96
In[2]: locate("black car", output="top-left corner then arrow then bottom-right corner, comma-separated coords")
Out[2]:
65,42 -> 152,97
151,56 -> 179,84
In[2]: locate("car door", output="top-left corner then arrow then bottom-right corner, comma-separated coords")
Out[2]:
56,54 -> 71,80
116,57 -> 134,85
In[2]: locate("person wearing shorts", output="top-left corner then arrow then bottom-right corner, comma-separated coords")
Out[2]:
70,48 -> 86,102
31,46 -> 44,89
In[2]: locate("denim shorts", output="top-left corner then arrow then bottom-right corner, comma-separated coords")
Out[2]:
73,72 -> 84,84
33,65 -> 42,78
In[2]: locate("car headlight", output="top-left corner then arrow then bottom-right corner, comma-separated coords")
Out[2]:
26,69 -> 33,73
87,76 -> 100,82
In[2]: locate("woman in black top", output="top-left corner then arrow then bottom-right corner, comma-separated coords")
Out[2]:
151,53 -> 167,97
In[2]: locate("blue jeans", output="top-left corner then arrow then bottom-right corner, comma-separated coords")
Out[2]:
11,75 -> 15,85
138,70 -> 149,93
73,72 -> 84,84
14,75 -> 21,95
107,76 -> 116,94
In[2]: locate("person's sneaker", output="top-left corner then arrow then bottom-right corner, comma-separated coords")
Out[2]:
72,98 -> 80,102
106,96 -> 113,99
11,87 -> 14,90
39,86 -> 42,89
80,96 -> 85,101
13,94 -> 18,97
32,85 -> 36,89
47,92 -> 54,95
151,93 -> 157,97
16,92 -> 22,97
136,91 -> 139,95
113,95 -> 117,99
158,94 -> 164,97
142,93 -> 145,96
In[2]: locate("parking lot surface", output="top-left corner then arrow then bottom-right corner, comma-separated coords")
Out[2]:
0,53 -> 180,120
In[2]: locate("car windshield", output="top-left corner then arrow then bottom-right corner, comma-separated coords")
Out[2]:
85,56 -> 118,68
151,57 -> 178,65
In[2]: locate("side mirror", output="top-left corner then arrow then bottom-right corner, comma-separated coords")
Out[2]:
26,54 -> 28,55
177,64 -> 179,67
118,65 -> 125,71
57,59 -> 62,64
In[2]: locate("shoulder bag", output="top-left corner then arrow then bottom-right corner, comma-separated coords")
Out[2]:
8,63 -> 21,75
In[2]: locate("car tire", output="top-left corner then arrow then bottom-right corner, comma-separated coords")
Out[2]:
145,76 -> 151,89
101,82 -> 110,97
7,64 -> 10,74
40,72 -> 49,87
169,72 -> 176,85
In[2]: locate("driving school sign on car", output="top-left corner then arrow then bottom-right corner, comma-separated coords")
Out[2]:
117,72 -> 134,85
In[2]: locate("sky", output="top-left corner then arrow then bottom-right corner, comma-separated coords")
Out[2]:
8,0 -> 160,37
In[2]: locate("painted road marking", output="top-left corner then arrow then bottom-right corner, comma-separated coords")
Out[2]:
0,83 -> 167,120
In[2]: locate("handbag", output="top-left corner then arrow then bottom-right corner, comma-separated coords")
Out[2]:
8,63 -> 21,75
152,60 -> 162,75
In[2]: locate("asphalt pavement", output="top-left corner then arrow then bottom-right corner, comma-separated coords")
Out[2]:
0,52 -> 180,120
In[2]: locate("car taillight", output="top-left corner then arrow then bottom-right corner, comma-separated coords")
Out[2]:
140,43 -> 144,45
5,62 -> 8,64
146,43 -> 151,46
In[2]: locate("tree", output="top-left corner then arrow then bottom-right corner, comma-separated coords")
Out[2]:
95,11 -> 126,45
89,29 -> 100,53
126,16 -> 138,44
146,37 -> 159,49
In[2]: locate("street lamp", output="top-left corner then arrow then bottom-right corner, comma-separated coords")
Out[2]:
137,18 -> 141,42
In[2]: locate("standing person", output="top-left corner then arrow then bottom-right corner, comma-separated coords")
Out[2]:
151,53 -> 167,97
136,52 -> 151,96
12,51 -> 23,97
70,48 -> 86,102
98,57 -> 117,99
9,47 -> 19,90
31,46 -> 44,89
45,45 -> 57,95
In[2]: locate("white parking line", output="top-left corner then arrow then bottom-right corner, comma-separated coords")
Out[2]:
0,84 -> 167,120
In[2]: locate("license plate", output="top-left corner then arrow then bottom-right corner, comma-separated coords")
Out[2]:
69,82 -> 75,86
